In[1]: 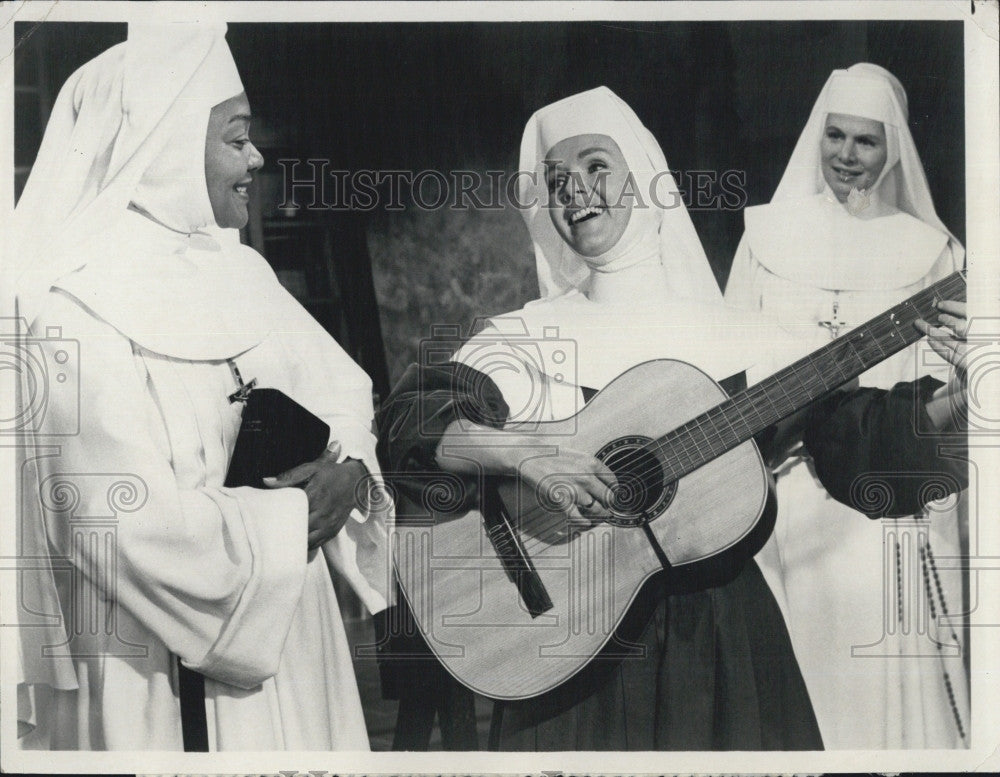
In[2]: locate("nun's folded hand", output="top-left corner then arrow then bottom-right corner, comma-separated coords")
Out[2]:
264,451 -> 368,549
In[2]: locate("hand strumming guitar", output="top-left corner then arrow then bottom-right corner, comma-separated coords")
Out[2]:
264,448 -> 368,550
435,421 -> 617,530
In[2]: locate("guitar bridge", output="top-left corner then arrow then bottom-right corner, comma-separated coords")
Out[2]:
482,480 -> 553,618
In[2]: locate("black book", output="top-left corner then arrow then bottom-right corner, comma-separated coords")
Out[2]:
224,387 -> 331,488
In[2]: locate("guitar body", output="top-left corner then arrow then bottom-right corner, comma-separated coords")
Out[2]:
392,359 -> 774,700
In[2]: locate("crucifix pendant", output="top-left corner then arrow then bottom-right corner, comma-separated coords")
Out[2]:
227,361 -> 258,404
818,295 -> 849,340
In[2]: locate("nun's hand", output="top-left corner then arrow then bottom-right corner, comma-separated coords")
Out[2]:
915,300 -> 968,374
264,451 -> 367,550
915,300 -> 968,429
435,421 -> 616,539
516,448 -> 617,538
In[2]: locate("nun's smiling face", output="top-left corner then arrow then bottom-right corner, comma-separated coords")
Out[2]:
820,113 -> 888,202
205,92 -> 264,229
545,133 -> 633,258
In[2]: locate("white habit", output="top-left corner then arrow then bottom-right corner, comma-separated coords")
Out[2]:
725,63 -> 969,749
11,24 -> 389,752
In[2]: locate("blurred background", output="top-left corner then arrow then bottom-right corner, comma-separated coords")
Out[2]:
13,18 -> 966,748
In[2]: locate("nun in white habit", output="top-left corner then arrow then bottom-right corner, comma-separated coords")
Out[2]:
382,87 -> 829,751
725,63 -> 969,748
11,24 -> 388,751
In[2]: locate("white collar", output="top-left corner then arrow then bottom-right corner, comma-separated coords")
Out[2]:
744,193 -> 948,290
52,209 -> 275,360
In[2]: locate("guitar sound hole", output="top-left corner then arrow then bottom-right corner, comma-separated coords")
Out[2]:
596,436 -> 675,528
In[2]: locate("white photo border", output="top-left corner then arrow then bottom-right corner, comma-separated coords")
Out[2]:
1,1 -> 997,774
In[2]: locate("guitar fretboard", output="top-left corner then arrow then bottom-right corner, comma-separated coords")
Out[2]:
652,271 -> 966,481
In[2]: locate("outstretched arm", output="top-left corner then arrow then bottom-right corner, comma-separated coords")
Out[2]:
801,300 -> 969,518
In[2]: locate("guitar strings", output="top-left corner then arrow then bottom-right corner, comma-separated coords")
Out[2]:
518,272 -> 965,548
510,271 -> 964,550
595,272 -> 965,488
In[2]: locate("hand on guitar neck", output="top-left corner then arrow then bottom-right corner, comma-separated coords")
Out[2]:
764,299 -> 969,467
916,300 -> 968,431
435,422 -> 617,532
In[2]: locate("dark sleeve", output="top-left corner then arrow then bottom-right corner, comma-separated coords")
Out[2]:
375,361 -> 509,510
373,361 -> 510,703
802,375 -> 967,518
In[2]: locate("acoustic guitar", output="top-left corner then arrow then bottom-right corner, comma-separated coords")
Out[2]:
392,271 -> 965,700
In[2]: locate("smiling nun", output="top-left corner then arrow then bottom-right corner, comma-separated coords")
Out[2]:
11,24 -> 389,751
374,84 -> 972,752
725,63 -> 969,749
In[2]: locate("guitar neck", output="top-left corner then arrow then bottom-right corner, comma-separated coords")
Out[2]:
654,271 -> 966,481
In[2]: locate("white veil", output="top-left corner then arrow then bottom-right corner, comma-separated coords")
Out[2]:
518,86 -> 724,304
6,23 -> 246,327
770,62 -> 962,255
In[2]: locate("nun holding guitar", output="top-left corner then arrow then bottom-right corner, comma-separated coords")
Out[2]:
376,87 -> 969,751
